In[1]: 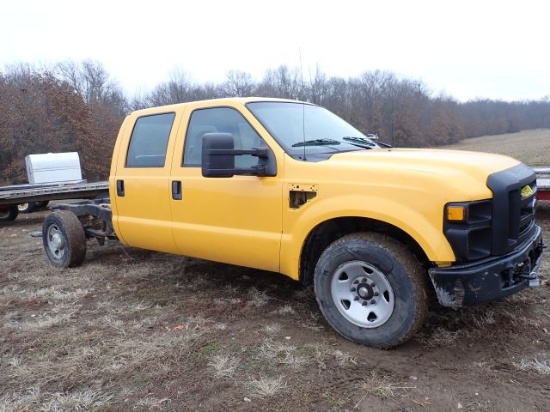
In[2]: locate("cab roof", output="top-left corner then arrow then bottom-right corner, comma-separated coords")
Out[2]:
130,97 -> 310,116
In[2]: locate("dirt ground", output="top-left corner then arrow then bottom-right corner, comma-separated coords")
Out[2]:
1,206 -> 549,412
1,137 -> 550,411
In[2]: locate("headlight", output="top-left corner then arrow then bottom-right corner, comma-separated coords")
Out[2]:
444,200 -> 492,261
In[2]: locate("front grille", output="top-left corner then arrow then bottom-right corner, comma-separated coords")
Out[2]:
519,182 -> 537,235
487,164 -> 537,256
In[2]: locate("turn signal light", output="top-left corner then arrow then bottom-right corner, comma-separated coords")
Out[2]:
446,205 -> 466,222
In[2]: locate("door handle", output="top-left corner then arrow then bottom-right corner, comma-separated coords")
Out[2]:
172,181 -> 182,200
116,180 -> 125,197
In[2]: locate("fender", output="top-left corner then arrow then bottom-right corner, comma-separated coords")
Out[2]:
279,193 -> 457,280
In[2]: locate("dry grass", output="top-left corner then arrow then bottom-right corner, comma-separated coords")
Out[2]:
261,323 -> 282,335
245,376 -> 287,398
360,371 -> 402,400
257,339 -> 308,368
208,354 -> 240,378
513,357 -> 550,375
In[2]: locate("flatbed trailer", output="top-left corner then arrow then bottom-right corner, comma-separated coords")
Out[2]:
0,181 -> 109,222
534,167 -> 550,201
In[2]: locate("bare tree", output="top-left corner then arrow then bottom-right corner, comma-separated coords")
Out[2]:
257,65 -> 304,99
56,60 -> 124,106
146,68 -> 194,106
305,65 -> 331,105
0,67 -> 99,183
223,70 -> 255,97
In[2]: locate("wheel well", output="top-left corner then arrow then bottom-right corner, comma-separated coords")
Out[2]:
299,217 -> 429,285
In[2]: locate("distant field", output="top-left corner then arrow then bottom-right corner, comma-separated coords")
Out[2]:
440,128 -> 550,166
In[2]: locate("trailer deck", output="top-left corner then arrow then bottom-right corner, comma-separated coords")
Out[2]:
0,181 -> 109,206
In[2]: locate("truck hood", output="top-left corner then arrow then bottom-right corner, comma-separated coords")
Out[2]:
325,148 -> 522,201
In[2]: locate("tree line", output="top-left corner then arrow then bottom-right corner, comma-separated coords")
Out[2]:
1,61 -> 549,184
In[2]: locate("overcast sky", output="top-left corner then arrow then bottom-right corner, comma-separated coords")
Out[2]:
2,0 -> 548,101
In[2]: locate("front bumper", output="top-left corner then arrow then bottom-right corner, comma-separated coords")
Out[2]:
428,225 -> 544,308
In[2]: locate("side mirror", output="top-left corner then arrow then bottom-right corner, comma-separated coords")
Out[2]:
201,133 -> 236,177
201,133 -> 277,178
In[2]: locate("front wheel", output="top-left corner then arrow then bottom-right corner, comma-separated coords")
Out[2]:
314,233 -> 428,349
42,211 -> 87,268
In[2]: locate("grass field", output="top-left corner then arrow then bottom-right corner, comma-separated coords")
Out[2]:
441,128 -> 550,166
1,130 -> 549,411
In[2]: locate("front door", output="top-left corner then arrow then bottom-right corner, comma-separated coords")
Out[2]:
169,106 -> 283,272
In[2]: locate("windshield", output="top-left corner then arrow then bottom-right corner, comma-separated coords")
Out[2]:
246,101 -> 378,160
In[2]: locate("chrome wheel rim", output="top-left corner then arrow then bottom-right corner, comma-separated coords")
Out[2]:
330,260 -> 395,328
46,224 -> 66,261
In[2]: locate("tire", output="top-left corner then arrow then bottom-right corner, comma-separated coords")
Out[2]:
42,210 -> 87,268
0,205 -> 19,222
18,202 -> 36,213
314,232 -> 428,349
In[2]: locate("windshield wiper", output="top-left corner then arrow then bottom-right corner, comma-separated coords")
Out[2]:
292,138 -> 341,147
342,136 -> 377,149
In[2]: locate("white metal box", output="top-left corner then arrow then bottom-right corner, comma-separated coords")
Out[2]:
25,152 -> 83,184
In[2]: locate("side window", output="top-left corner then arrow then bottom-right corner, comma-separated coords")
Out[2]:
126,112 -> 175,167
183,107 -> 265,168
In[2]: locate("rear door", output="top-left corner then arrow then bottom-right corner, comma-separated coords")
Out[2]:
111,110 -> 182,253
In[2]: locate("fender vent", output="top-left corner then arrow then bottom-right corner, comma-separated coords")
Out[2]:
289,184 -> 317,209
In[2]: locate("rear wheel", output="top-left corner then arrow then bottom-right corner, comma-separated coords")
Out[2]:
42,211 -> 86,268
314,232 -> 428,348
0,205 -> 19,222
18,202 -> 36,213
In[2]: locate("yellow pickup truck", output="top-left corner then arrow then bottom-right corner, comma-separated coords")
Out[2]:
41,97 -> 545,348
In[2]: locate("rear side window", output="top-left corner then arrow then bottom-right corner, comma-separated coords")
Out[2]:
126,113 -> 175,167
